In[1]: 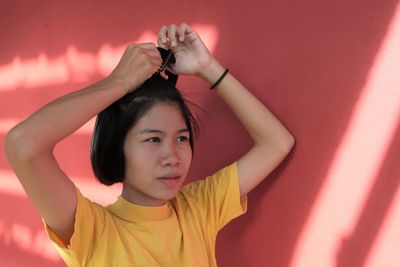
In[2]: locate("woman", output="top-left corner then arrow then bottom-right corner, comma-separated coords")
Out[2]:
5,23 -> 295,266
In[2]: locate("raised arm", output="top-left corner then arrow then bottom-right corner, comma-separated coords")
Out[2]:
4,43 -> 162,245
158,23 -> 295,197
198,60 -> 295,197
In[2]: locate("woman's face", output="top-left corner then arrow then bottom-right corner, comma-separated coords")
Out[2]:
122,101 -> 192,206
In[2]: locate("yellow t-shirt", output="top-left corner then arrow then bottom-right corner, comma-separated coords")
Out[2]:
43,161 -> 248,267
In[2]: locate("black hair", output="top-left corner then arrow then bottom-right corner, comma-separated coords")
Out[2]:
90,72 -> 199,185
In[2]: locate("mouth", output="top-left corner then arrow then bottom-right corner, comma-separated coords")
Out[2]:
157,175 -> 181,186
158,173 -> 181,179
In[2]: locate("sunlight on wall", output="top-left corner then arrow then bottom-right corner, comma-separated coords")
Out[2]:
0,168 -> 122,262
0,24 -> 219,263
0,24 -> 218,91
290,5 -> 400,267
0,220 -> 60,262
0,168 -> 123,264
0,169 -> 122,205
365,185 -> 400,267
0,117 -> 96,135
0,24 -> 219,145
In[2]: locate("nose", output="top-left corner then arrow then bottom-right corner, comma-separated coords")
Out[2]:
160,142 -> 180,166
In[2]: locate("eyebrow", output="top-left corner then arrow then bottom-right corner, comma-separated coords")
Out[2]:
139,128 -> 189,135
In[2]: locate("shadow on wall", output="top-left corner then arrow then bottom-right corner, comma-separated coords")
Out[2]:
336,119 -> 400,267
213,1 -> 400,267
0,193 -> 62,267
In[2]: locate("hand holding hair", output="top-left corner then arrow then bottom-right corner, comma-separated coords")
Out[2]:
108,43 -> 163,94
157,23 -> 214,76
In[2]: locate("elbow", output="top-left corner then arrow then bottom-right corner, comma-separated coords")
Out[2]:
274,134 -> 295,155
5,128 -> 28,160
255,134 -> 295,155
286,135 -> 296,151
5,127 -> 45,161
282,134 -> 295,154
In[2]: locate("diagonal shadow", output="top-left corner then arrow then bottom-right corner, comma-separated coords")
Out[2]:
213,1 -> 400,266
336,118 -> 400,267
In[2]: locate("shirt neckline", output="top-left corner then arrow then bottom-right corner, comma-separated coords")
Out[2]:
106,195 -> 171,222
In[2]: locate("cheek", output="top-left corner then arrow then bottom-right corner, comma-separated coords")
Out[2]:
124,144 -> 157,165
124,147 -> 160,179
179,144 -> 193,164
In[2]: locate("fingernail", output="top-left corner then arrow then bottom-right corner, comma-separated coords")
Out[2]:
162,37 -> 166,43
172,41 -> 176,46
180,36 -> 184,41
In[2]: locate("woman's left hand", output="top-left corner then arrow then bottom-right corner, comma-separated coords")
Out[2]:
157,23 -> 213,76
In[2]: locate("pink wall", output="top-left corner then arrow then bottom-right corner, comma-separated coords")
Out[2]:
1,1 -> 399,266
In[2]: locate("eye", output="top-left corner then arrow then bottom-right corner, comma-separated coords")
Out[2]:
177,136 -> 189,142
146,137 -> 160,143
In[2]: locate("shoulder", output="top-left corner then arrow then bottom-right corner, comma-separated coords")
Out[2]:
176,161 -> 238,202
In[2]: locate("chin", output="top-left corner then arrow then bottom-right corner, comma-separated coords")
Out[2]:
161,190 -> 180,201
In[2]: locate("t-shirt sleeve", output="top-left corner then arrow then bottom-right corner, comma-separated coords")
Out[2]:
181,161 -> 248,232
42,186 -> 104,266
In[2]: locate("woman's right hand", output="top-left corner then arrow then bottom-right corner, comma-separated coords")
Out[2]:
108,43 -> 163,93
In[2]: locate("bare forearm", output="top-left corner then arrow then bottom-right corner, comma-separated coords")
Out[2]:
7,43 -> 164,156
198,58 -> 295,149
7,77 -> 127,155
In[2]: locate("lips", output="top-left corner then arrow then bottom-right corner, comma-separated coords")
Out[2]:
157,175 -> 181,186
157,174 -> 181,180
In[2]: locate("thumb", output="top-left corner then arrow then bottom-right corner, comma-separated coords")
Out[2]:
165,65 -> 178,75
157,37 -> 169,50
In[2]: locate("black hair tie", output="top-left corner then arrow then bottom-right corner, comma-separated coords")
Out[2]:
156,47 -> 178,85
210,69 -> 229,90
157,47 -> 175,73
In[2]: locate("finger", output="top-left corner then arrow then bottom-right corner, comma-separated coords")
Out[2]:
181,23 -> 194,35
158,25 -> 168,43
157,37 -> 168,49
165,65 -> 178,75
151,57 -> 162,70
134,42 -> 158,53
136,44 -> 162,61
148,49 -> 162,61
136,42 -> 156,48
178,22 -> 194,41
137,43 -> 161,55
160,72 -> 168,79
177,23 -> 187,42
185,24 -> 194,34
148,50 -> 163,66
124,43 -> 158,62
134,45 -> 162,68
167,24 -> 178,47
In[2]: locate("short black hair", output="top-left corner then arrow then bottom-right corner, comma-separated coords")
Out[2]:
90,73 -> 199,185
